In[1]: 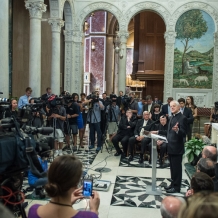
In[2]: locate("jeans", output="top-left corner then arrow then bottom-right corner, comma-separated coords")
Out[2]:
89,122 -> 102,148
31,177 -> 48,187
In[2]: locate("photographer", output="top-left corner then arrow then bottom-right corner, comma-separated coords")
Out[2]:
106,99 -> 120,146
48,104 -> 66,157
4,99 -> 18,119
87,94 -> 105,153
100,93 -> 110,136
127,93 -> 138,115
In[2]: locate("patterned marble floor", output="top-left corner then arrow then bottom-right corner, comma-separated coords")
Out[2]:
111,176 -> 189,208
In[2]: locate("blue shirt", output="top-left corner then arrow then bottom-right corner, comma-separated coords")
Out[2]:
28,157 -> 48,186
168,105 -> 172,116
87,101 -> 104,123
137,102 -> 144,116
18,95 -> 31,109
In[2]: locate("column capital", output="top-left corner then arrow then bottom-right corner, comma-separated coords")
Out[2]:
117,31 -> 129,44
63,30 -> 73,42
214,32 -> 218,45
72,30 -> 84,43
48,18 -> 64,33
25,1 -> 47,19
164,31 -> 177,44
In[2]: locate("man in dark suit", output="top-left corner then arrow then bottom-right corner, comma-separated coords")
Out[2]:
112,109 -> 137,157
143,95 -> 155,113
41,87 -> 52,101
161,97 -> 173,117
154,96 -> 162,106
165,100 -> 187,193
178,98 -> 194,141
128,111 -> 154,163
116,90 -> 124,108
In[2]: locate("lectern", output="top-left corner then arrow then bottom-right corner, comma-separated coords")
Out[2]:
145,133 -> 168,196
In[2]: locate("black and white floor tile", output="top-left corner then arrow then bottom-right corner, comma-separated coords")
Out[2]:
119,155 -> 170,169
111,176 -> 189,208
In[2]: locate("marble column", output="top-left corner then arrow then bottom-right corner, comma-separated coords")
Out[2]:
114,52 -> 119,95
63,30 -> 73,93
118,31 -> 129,93
48,18 -> 64,96
72,30 -> 84,94
212,32 -> 218,102
163,31 -> 177,101
105,36 -> 114,94
0,0 -> 9,97
25,1 -> 46,97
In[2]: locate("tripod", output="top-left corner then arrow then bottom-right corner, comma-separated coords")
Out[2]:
101,103 -> 119,154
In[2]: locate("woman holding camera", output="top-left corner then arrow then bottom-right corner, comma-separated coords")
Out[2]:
28,155 -> 100,218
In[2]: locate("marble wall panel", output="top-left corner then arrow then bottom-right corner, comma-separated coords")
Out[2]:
91,11 -> 106,33
85,38 -> 90,72
90,37 -> 105,93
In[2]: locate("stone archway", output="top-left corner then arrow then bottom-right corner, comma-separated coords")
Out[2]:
172,2 -> 218,103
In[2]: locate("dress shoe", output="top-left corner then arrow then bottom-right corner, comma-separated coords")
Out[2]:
121,153 -> 126,159
89,145 -> 95,150
128,155 -> 133,162
114,152 -> 122,156
164,185 -> 172,190
166,188 -> 180,193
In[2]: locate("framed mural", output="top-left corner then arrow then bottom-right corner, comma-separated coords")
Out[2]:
173,9 -> 215,89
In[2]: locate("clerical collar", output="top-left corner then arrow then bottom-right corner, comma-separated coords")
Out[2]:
173,111 -> 181,116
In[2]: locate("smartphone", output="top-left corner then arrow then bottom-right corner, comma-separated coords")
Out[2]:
82,179 -> 93,197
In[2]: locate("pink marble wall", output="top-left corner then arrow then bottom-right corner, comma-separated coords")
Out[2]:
85,38 -> 90,72
126,48 -> 133,75
90,37 -> 105,93
91,11 -> 106,33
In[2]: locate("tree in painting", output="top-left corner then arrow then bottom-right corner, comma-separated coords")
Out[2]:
176,10 -> 208,74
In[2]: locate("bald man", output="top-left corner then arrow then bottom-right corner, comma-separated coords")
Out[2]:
160,196 -> 184,218
202,146 -> 217,162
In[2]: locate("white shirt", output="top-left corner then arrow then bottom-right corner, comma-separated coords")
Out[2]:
140,119 -> 148,136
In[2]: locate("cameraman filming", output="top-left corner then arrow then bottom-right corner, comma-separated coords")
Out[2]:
126,93 -> 138,116
87,94 -> 105,153
47,103 -> 66,157
4,99 -> 18,119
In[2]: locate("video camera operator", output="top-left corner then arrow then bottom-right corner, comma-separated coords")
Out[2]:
122,92 -> 138,116
87,93 -> 105,153
4,99 -> 18,119
47,96 -> 66,157
100,93 -> 110,136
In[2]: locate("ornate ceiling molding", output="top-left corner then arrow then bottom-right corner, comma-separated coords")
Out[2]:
74,2 -> 122,31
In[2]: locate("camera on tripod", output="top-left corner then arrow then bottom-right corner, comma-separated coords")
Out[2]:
87,93 -> 99,103
122,94 -> 132,110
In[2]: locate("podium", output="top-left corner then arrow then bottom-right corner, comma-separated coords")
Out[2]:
145,133 -> 168,196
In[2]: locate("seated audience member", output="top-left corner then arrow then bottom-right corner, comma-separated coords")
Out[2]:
28,155 -> 100,218
197,158 -> 215,178
28,156 -> 48,188
128,111 -> 153,163
178,192 -> 218,218
4,99 -> 18,118
202,145 -> 217,162
160,196 -> 184,218
150,115 -> 168,167
161,97 -> 173,117
112,109 -> 137,157
151,104 -> 162,122
185,172 -> 214,197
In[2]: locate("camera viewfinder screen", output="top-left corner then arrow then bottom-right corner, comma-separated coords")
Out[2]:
83,180 -> 92,197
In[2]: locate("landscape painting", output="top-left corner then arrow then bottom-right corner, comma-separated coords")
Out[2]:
173,10 -> 215,89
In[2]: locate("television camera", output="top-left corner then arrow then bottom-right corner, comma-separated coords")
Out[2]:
0,114 -> 54,217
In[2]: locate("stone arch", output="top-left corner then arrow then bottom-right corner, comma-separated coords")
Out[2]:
63,1 -> 72,30
172,2 -> 218,31
74,2 -> 122,31
123,2 -> 171,31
